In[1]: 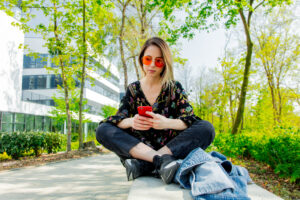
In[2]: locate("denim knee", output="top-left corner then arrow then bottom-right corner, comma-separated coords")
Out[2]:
195,120 -> 215,146
96,122 -> 111,144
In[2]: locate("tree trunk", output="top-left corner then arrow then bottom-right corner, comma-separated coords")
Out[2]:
140,0 -> 146,40
268,81 -> 279,124
219,113 -> 223,133
53,2 -> 72,151
231,9 -> 253,134
78,0 -> 86,150
132,56 -> 140,80
119,1 -> 130,91
229,92 -> 235,127
276,80 -> 282,123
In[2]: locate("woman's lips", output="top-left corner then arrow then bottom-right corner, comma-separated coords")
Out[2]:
148,70 -> 156,73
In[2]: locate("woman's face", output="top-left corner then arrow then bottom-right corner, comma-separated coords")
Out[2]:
142,45 -> 165,78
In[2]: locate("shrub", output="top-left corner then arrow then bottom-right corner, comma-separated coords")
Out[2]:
0,152 -> 11,161
27,132 -> 45,156
1,132 -> 28,159
0,132 -> 3,154
71,132 -> 78,142
43,132 -> 65,154
265,134 -> 300,182
212,127 -> 300,183
0,131 -> 65,159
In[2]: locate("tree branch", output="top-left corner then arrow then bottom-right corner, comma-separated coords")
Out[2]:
238,8 -> 251,45
254,1 -> 264,11
247,0 -> 254,26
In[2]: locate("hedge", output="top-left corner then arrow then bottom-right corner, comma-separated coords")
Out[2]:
212,127 -> 300,183
0,131 -> 65,159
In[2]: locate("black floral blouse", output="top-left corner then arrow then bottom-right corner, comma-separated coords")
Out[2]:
99,80 -> 201,150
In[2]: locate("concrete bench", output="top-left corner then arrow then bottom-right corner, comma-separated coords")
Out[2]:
127,177 -> 283,200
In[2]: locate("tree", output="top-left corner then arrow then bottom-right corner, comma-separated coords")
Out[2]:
175,63 -> 193,95
116,0 -> 132,91
253,7 -> 300,124
152,0 -> 291,134
50,0 -> 74,151
1,0 -> 78,151
113,0 -> 187,90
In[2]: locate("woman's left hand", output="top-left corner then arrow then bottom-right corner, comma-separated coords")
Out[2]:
145,111 -> 169,130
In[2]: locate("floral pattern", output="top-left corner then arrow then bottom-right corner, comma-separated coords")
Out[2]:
99,80 -> 201,150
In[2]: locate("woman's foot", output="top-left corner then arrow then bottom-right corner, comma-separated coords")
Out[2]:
153,154 -> 180,184
124,159 -> 154,181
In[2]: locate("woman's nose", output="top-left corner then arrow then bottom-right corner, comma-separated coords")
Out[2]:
150,58 -> 156,67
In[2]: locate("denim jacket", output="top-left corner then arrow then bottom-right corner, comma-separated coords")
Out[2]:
174,148 -> 253,200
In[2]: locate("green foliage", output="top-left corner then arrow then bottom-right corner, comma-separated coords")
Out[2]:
1,132 -> 29,159
0,132 -> 3,154
101,105 -> 118,118
152,0 -> 291,44
212,127 -> 300,183
0,152 -> 11,161
49,88 -> 89,123
0,132 -> 65,159
43,132 -> 65,154
26,132 -> 45,156
71,132 -> 79,142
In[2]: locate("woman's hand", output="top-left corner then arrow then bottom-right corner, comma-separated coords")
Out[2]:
145,111 -> 169,130
131,114 -> 153,131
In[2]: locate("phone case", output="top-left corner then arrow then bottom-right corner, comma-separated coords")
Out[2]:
138,106 -> 153,118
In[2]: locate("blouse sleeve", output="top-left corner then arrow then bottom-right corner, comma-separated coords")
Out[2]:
99,85 -> 134,125
174,81 -> 200,127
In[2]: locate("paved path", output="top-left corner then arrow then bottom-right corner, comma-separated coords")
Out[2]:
0,153 -> 132,200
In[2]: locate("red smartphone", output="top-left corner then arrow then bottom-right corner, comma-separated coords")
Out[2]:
138,106 -> 153,118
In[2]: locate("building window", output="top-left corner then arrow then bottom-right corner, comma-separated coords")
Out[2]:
44,117 -> 51,132
37,75 -> 47,89
22,76 -> 29,90
25,114 -> 35,131
15,113 -> 25,132
29,76 -> 35,89
36,54 -> 48,68
1,112 -> 13,132
35,116 -> 44,131
23,54 -> 48,69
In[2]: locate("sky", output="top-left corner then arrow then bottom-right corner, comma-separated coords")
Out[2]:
176,28 -> 227,78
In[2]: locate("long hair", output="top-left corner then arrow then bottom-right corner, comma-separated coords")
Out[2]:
138,37 -> 174,87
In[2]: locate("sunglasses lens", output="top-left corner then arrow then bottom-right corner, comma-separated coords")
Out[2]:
155,58 -> 165,68
142,56 -> 165,68
142,56 -> 152,65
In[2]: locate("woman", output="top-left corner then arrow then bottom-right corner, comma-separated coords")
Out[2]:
96,37 -> 215,184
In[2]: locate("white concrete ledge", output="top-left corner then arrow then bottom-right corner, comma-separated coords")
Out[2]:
127,177 -> 283,200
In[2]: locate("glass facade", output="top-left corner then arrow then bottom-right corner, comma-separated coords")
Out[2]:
0,112 -> 53,132
22,75 -> 63,90
85,80 -> 119,102
0,111 -> 98,134
21,54 -> 120,115
23,54 -> 120,87
22,91 -> 55,106
23,54 -> 48,69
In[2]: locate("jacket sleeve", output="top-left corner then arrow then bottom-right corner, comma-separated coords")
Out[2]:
174,81 -> 200,127
99,85 -> 134,125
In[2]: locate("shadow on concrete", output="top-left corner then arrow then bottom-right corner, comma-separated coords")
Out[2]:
0,153 -> 132,200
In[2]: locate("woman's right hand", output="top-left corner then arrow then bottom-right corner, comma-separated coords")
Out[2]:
131,114 -> 153,131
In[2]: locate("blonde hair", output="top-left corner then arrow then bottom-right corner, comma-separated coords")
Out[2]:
138,37 -> 174,88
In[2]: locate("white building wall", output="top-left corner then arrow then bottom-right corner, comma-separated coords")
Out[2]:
0,11 -> 52,116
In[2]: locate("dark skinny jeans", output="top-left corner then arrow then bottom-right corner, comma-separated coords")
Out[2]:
96,120 -> 215,161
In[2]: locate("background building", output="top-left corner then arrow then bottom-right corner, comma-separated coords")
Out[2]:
0,8 -> 120,137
